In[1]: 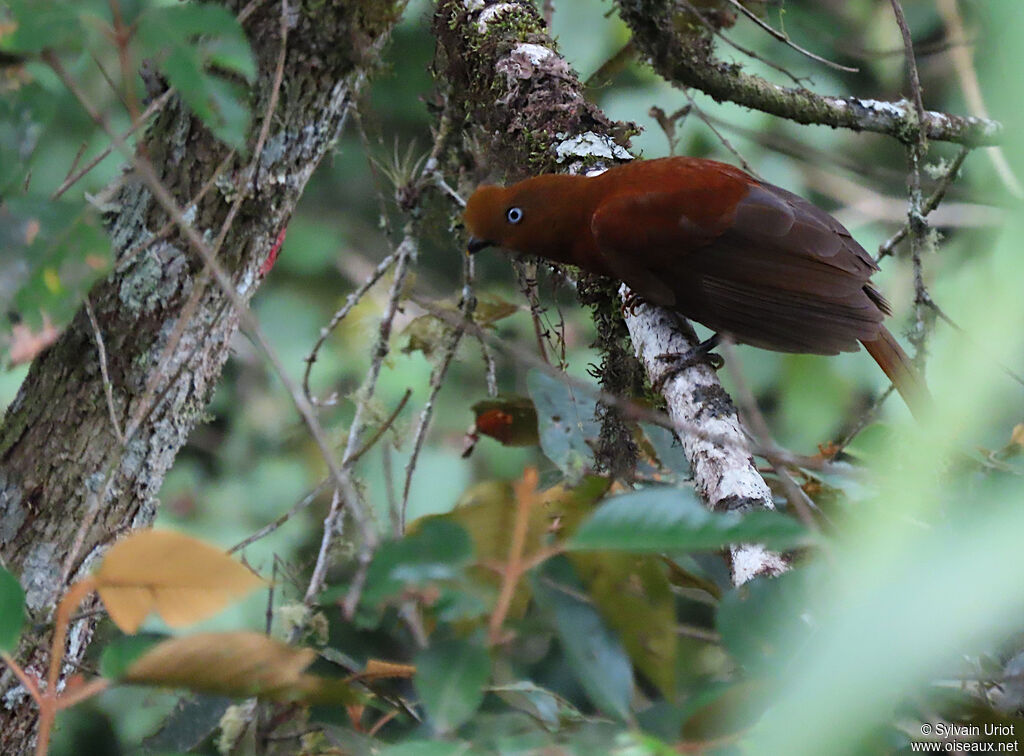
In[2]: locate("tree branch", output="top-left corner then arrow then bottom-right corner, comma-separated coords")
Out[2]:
615,0 -> 1002,147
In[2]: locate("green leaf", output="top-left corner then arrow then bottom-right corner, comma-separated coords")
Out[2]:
489,680 -> 583,728
49,706 -> 122,756
414,637 -> 492,734
0,566 -> 25,653
641,423 -> 690,478
5,198 -> 110,330
139,694 -> 233,755
137,4 -> 255,81
532,557 -> 633,721
361,518 -> 474,608
569,553 -> 677,699
99,633 -> 167,679
568,487 -> 807,553
135,4 -> 255,148
527,369 -> 600,482
717,569 -> 815,674
0,0 -> 81,54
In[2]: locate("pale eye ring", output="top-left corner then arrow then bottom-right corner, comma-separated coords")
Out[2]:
506,207 -> 523,224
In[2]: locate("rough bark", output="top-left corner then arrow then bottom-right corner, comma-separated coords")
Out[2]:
0,1 -> 404,749
433,0 -> 781,585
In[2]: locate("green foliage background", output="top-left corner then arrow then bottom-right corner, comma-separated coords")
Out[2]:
2,0 -> 1023,753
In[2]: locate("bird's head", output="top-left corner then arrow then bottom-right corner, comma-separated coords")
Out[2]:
463,175 -> 585,263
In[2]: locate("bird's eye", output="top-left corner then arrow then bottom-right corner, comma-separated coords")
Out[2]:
506,207 -> 523,224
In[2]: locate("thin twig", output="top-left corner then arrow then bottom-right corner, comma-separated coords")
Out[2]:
304,488 -> 344,603
922,295 -> 1024,390
678,0 -> 808,87
400,254 -> 477,530
889,0 -> 932,364
877,145 -> 970,259
83,297 -> 124,444
832,385 -> 895,456
337,232 -> 416,467
1,652 -> 42,703
720,342 -> 820,530
724,0 -> 858,73
230,479 -> 330,554
52,88 -> 174,201
302,250 -> 400,406
681,88 -> 758,177
346,389 -> 412,468
514,260 -> 551,364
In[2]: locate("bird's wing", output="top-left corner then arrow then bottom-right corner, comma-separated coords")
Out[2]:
591,181 -> 888,354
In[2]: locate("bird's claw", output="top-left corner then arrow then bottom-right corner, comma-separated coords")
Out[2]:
621,292 -> 646,316
651,334 -> 724,392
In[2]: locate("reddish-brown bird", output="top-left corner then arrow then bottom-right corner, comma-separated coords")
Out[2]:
464,157 -> 929,417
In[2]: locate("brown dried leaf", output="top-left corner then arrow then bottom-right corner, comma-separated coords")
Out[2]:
8,316 -> 58,366
122,631 -> 319,700
95,530 -> 265,633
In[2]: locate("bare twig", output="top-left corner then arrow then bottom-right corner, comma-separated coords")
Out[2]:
230,479 -> 330,554
303,250 -> 400,406
723,0 -> 859,73
833,385 -> 896,456
888,0 -> 933,363
720,342 -> 820,530
304,488 -> 345,603
681,88 -> 758,177
400,254 -> 477,530
82,297 -> 124,444
877,146 -> 971,260
52,91 -> 174,200
922,295 -> 1024,390
678,0 -> 809,87
514,260 -> 551,364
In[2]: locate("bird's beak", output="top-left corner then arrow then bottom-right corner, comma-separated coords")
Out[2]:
466,237 -> 491,255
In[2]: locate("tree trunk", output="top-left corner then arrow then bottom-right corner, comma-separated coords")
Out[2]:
0,2 -> 404,750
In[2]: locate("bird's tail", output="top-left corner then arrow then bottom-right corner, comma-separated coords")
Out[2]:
860,326 -> 932,421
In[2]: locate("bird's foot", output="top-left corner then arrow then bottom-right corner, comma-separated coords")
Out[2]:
621,291 -> 646,316
652,334 -> 723,392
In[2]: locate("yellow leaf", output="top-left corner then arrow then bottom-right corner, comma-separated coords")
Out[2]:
123,631 -> 318,700
1011,423 -> 1024,448
95,530 -> 265,633
42,267 -> 61,293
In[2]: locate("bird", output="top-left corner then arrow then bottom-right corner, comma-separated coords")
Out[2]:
463,156 -> 929,418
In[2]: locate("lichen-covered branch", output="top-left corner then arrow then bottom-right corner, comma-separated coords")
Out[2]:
0,1 -> 405,748
620,292 -> 786,584
433,0 -> 781,584
615,0 -> 1002,147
